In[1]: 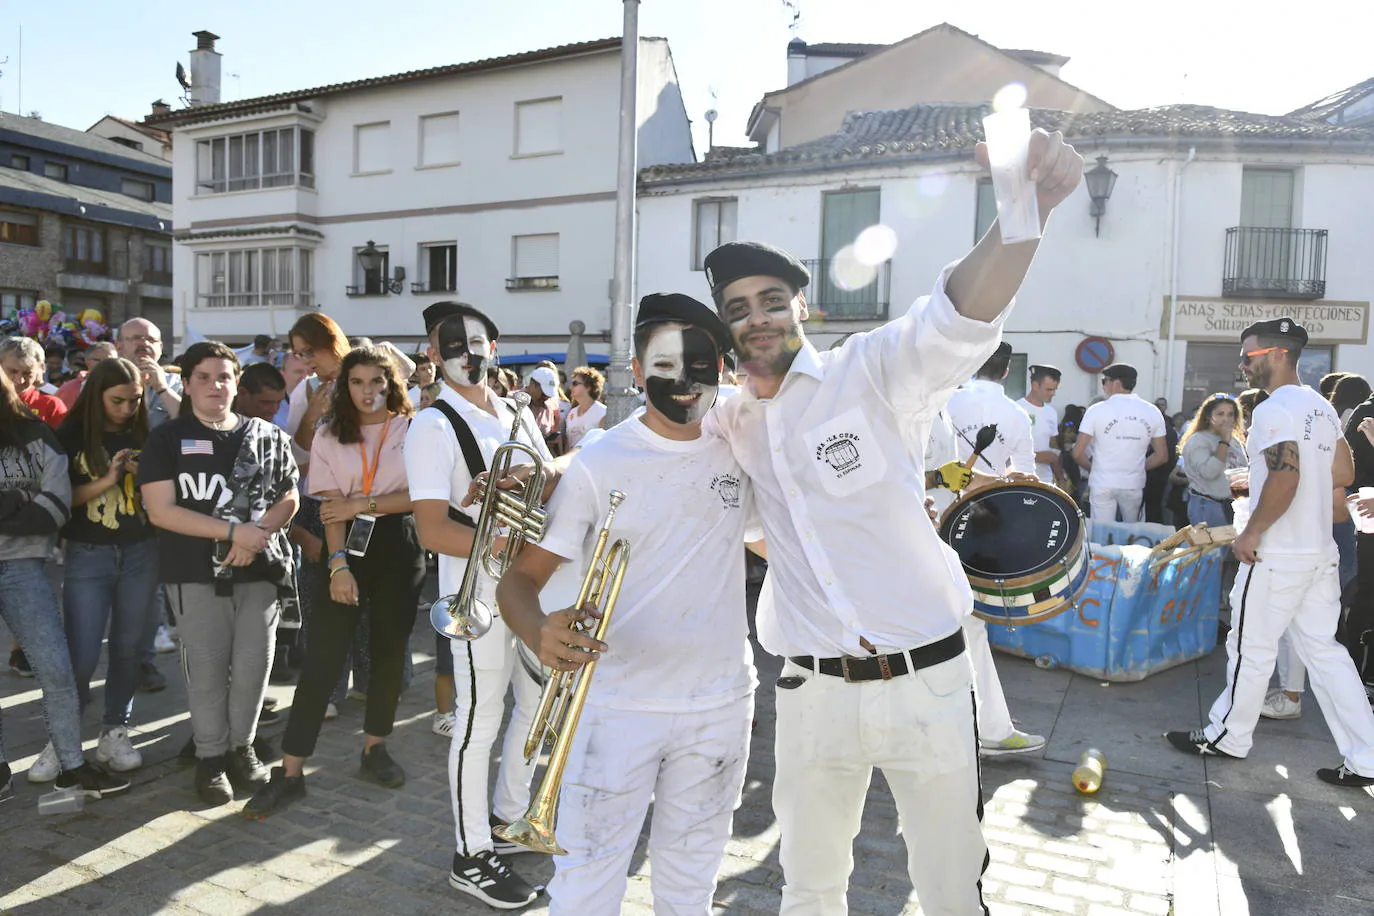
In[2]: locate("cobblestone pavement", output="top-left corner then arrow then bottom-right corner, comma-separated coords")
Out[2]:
3,585 -> 1372,914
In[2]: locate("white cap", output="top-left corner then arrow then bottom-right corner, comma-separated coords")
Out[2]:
530,366 -> 559,398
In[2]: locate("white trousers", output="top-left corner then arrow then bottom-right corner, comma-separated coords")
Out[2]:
548,696 -> 754,916
447,612 -> 542,856
1089,486 -> 1143,526
963,614 -> 1014,741
1276,630 -> 1307,693
773,651 -> 988,916
1205,555 -> 1374,775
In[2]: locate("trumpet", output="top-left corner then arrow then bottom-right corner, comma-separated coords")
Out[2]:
494,490 -> 630,855
430,391 -> 549,641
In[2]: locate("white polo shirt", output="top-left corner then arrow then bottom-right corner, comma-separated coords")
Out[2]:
1246,384 -> 1340,557
1078,393 -> 1166,490
1016,396 -> 1060,483
537,418 -> 758,713
706,262 -> 1008,658
405,384 -> 552,603
946,378 -> 1036,475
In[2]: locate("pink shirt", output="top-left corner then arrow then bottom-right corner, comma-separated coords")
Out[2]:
309,414 -> 411,499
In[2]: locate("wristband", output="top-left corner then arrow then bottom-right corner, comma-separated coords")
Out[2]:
329,565 -> 351,578
328,549 -> 348,560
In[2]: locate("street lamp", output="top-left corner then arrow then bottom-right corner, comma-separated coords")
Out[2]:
357,240 -> 405,294
1084,155 -> 1118,237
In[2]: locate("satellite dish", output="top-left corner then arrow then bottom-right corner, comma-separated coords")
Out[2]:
704,109 -> 718,124
176,62 -> 191,92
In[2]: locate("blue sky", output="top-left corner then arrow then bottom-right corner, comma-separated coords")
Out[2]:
1,1 -> 1370,154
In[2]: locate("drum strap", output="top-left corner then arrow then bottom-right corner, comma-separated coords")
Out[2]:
430,401 -> 485,530
791,630 -> 965,683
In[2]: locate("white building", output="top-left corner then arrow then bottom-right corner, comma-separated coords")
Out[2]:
639,100 -> 1374,417
149,32 -> 694,356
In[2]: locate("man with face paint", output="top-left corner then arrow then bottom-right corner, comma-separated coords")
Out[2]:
403,301 -> 551,910
699,127 -> 1085,916
498,293 -> 761,915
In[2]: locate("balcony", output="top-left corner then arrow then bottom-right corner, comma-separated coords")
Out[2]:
196,292 -> 312,310
801,259 -> 891,321
1223,227 -> 1327,300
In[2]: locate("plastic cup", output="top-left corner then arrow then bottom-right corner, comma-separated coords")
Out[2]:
982,108 -> 1042,244
1348,488 -> 1374,535
37,788 -> 85,815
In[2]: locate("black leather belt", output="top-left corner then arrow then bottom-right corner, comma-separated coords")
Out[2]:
790,630 -> 965,683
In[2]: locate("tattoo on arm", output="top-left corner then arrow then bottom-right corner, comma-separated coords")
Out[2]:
1263,441 -> 1300,473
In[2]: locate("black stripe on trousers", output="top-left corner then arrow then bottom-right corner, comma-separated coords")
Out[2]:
455,641 -> 478,857
1212,565 -> 1257,746
972,689 -> 991,916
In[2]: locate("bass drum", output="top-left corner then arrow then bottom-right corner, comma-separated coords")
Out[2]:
939,480 -> 1089,625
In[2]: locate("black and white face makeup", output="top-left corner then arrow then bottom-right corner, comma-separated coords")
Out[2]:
642,324 -> 720,425
437,317 -> 492,388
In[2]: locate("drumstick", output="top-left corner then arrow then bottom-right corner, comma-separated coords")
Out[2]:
962,424 -> 1000,472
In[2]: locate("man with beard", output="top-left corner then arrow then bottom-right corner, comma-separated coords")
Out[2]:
497,293 -> 759,915
1167,317 -> 1374,788
699,127 -> 1083,915
404,301 -> 549,909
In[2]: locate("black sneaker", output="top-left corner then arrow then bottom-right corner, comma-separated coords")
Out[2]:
257,704 -> 281,727
242,767 -> 306,819
359,744 -> 406,789
269,661 -> 296,685
226,745 -> 270,792
1165,729 -> 1241,759
9,648 -> 33,678
55,761 -> 131,799
490,814 -> 537,856
136,661 -> 167,693
253,736 -> 281,764
0,761 -> 14,803
449,849 -> 538,909
195,756 -> 233,806
1316,764 -> 1374,788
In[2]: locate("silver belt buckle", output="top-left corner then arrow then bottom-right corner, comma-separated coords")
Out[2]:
841,656 -> 858,683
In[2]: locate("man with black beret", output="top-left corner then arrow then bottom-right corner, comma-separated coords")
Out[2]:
1168,317 -> 1374,788
498,292 -> 763,912
1072,362 -> 1169,528
700,129 -> 1085,913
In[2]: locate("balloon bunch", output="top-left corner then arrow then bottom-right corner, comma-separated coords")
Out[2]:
0,300 -> 109,349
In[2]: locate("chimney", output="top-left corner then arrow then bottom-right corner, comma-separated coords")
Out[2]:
150,99 -> 172,117
787,38 -> 808,87
188,30 -> 222,106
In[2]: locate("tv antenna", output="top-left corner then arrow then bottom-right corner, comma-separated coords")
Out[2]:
781,1 -> 802,35
704,108 -> 718,150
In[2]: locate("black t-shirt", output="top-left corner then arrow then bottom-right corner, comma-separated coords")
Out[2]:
138,414 -> 268,584
58,426 -> 153,545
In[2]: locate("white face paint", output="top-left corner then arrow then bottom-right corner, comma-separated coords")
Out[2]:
438,316 -> 492,388
643,324 -> 719,425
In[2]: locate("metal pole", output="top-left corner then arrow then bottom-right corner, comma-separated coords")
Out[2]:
605,0 -> 640,426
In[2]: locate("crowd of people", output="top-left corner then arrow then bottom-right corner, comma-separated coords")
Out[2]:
4,122 -> 1372,916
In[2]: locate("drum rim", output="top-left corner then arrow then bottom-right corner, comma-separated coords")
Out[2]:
940,480 -> 1085,583
973,554 -> 1093,626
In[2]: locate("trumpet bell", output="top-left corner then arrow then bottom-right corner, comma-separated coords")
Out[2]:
493,815 -> 566,856
430,595 -> 493,641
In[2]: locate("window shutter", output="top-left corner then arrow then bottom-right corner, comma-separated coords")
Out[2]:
514,235 -> 559,278
420,113 -> 461,166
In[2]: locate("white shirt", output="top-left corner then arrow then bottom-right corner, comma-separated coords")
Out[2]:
705,263 -> 1008,657
1017,396 -> 1060,483
1078,393 -> 1166,490
405,384 -> 552,598
563,400 -> 607,450
538,418 -> 757,713
284,376 -> 322,473
921,410 -> 960,514
1246,384 -> 1340,557
946,378 -> 1035,476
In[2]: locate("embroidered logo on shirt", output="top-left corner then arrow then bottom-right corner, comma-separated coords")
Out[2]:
181,440 -> 214,456
710,474 -> 742,510
816,433 -> 863,477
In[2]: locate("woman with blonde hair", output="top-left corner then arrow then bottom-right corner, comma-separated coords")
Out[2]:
1178,393 -> 1247,528
562,365 -> 607,451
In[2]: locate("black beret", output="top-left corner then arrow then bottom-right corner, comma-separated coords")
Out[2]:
993,342 -> 1013,360
1102,363 -> 1138,386
1241,316 -> 1308,348
636,293 -> 734,356
423,301 -> 499,339
703,241 -> 810,296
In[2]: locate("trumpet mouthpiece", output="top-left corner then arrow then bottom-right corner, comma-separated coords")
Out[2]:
511,391 -> 532,410
609,490 -> 627,508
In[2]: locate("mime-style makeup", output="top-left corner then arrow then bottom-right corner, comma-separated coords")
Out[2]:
642,324 -> 720,424
437,316 -> 492,387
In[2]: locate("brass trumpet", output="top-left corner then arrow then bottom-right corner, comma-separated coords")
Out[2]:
430,391 -> 549,641
494,490 -> 630,855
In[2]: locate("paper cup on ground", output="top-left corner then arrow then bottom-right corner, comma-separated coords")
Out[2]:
982,108 -> 1041,244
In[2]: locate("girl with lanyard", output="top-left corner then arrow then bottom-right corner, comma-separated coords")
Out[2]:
245,347 -> 424,817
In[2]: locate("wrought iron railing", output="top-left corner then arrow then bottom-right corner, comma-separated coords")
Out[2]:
1223,227 -> 1327,300
800,259 -> 891,321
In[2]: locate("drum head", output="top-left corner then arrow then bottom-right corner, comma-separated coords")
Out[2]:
940,483 -> 1083,581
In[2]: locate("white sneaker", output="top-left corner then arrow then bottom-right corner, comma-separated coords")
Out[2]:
27,742 -> 61,783
1260,688 -> 1302,719
153,626 -> 178,654
979,729 -> 1048,757
96,726 -> 143,772
432,711 -> 456,738
324,703 -> 339,721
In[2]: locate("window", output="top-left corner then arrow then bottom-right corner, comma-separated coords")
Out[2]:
111,137 -> 144,152
122,178 -> 155,201
44,161 -> 69,181
8,154 -> 29,170
420,243 -> 458,293
354,122 -> 391,174
195,127 -> 315,193
63,226 -> 106,274
508,234 -> 559,290
145,243 -> 173,284
195,247 -> 313,308
692,198 -> 737,270
974,178 -> 997,242
351,245 -> 390,295
1,290 -> 38,313
419,113 -> 461,167
0,210 -> 39,246
514,98 -> 563,157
